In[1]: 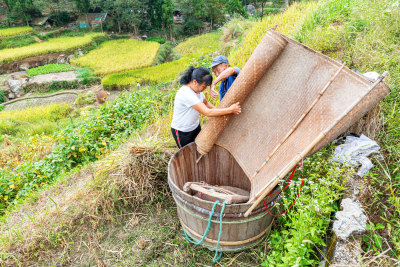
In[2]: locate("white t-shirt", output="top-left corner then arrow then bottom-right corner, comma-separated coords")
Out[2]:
171,85 -> 205,132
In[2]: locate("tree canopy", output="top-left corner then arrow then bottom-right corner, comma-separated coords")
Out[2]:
0,0 -> 280,37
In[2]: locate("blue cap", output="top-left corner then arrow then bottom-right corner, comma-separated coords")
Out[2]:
211,55 -> 229,68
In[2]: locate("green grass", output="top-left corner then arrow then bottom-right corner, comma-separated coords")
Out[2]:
0,34 -> 36,50
0,33 -> 104,65
71,39 -> 160,76
0,27 -> 33,37
27,64 -> 76,76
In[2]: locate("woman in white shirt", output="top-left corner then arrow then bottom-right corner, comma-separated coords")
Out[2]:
171,66 -> 241,148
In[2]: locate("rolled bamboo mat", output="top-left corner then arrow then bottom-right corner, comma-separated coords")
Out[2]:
195,30 -> 288,155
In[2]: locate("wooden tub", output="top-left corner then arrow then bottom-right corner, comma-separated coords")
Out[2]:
168,143 -> 281,252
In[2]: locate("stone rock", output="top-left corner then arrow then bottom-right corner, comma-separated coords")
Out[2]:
57,54 -> 66,64
77,49 -> 83,56
333,198 -> 367,240
141,35 -> 148,40
363,71 -> 380,82
19,63 -> 30,71
246,5 -> 256,16
8,91 -> 16,99
8,78 -> 24,97
330,237 -> 363,267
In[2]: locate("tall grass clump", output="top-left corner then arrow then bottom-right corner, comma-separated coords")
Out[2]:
71,39 -> 160,76
0,27 -> 33,37
176,33 -> 221,56
0,33 -> 104,65
220,18 -> 254,55
228,1 -> 318,68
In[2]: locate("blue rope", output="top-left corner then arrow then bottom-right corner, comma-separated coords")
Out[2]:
183,200 -> 226,263
184,200 -> 220,245
213,202 -> 226,263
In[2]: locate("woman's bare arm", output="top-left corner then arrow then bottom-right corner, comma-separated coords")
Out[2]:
203,98 -> 215,109
192,101 -> 241,117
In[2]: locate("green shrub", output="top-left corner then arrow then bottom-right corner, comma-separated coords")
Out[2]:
49,103 -> 73,121
264,151 -> 347,266
27,64 -> 76,76
153,41 -> 174,65
0,90 -> 4,104
75,68 -> 100,85
50,11 -> 72,26
23,78 -> 100,94
0,88 -> 173,213
75,92 -> 95,107
146,37 -> 166,44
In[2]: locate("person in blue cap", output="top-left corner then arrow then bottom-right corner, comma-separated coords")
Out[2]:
209,55 -> 241,100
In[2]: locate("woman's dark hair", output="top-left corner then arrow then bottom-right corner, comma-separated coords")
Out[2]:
180,66 -> 213,86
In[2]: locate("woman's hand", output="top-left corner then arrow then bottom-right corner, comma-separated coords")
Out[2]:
229,102 -> 241,114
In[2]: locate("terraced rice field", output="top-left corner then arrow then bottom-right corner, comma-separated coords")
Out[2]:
71,39 -> 160,76
0,33 -> 104,64
0,27 -> 33,37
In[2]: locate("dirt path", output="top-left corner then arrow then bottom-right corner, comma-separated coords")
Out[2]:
3,92 -> 78,110
3,89 -> 123,110
33,35 -> 44,43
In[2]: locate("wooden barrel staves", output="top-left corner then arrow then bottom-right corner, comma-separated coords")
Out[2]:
168,143 -> 281,252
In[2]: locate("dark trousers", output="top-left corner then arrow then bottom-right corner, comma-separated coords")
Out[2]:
171,124 -> 201,149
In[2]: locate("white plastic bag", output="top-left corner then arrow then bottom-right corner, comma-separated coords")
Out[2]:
332,134 -> 380,177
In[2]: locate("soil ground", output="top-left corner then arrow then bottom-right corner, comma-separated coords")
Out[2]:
30,71 -> 78,83
3,89 -> 122,110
